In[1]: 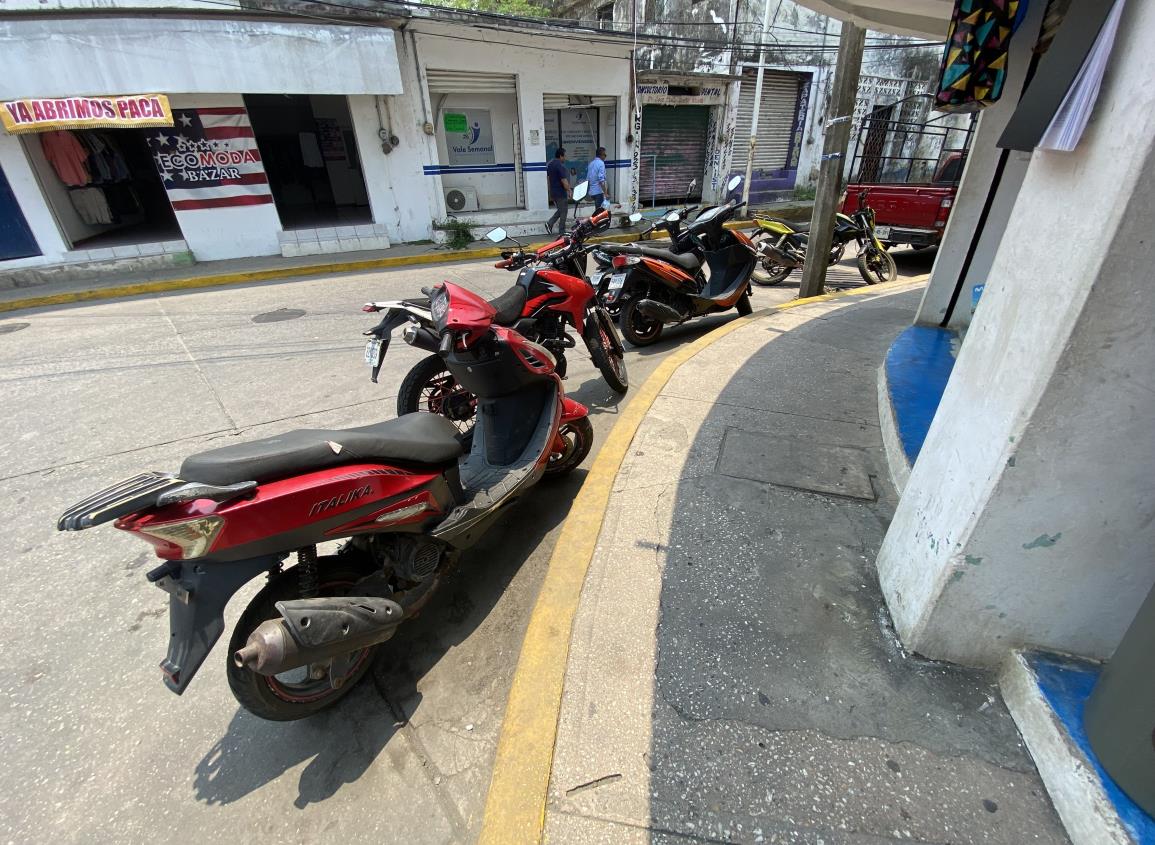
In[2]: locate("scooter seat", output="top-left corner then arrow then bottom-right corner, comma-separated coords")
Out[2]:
488,285 -> 528,326
179,414 -> 465,485
600,242 -> 701,272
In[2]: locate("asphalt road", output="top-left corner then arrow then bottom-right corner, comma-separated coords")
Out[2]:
0,249 -> 930,844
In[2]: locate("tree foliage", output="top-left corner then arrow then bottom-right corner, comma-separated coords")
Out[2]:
424,0 -> 552,18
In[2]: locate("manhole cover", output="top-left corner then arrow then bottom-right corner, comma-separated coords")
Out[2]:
252,308 -> 306,324
0,322 -> 30,335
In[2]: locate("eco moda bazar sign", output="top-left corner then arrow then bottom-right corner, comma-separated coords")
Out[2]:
443,109 -> 496,166
1,95 -> 174,135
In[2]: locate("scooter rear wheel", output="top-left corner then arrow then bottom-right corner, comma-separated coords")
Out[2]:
226,562 -> 379,722
620,298 -> 664,347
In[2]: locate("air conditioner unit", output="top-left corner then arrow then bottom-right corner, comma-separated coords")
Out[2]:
444,186 -> 479,213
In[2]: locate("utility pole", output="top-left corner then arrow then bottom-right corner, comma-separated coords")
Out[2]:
797,21 -> 865,299
740,0 -> 774,207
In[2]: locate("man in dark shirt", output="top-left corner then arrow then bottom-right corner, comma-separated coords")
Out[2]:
545,147 -> 572,234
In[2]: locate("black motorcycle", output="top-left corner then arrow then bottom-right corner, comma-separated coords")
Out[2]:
749,189 -> 897,286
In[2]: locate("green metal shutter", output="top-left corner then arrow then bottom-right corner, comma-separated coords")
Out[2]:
639,104 -> 710,204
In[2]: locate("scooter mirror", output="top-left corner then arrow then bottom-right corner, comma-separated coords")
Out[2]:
665,212 -> 680,223
485,227 -> 508,244
572,180 -> 589,202
628,212 -> 644,223
727,175 -> 743,191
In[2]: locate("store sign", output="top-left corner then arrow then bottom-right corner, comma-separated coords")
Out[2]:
444,109 -> 495,166
635,84 -> 726,106
1,94 -> 173,135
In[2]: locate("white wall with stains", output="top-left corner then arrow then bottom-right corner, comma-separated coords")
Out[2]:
875,0 -> 1155,666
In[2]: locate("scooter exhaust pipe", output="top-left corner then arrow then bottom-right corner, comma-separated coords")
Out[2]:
636,298 -> 688,324
233,596 -> 403,676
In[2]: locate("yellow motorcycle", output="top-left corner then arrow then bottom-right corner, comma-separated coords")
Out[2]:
749,191 -> 897,286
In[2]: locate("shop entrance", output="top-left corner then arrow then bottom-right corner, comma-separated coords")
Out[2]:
543,95 -> 618,203
244,94 -> 370,230
24,127 -> 180,250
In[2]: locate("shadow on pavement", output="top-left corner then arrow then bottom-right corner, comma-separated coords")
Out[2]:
644,290 -> 1062,840
194,466 -> 586,810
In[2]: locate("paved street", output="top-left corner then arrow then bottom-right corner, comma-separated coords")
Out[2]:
0,249 -> 930,843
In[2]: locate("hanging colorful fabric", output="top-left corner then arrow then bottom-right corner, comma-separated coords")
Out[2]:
935,0 -> 1023,113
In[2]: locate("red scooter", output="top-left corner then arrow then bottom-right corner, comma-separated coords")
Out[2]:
365,184 -> 626,437
58,282 -> 592,721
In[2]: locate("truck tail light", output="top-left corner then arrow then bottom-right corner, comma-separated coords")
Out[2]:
935,195 -> 955,229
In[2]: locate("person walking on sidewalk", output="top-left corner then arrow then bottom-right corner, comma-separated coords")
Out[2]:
586,147 -> 610,217
545,148 -> 572,235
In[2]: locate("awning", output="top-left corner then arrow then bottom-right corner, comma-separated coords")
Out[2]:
1,94 -> 173,135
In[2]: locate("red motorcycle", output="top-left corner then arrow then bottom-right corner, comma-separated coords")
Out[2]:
58,282 -> 592,721
365,197 -> 626,437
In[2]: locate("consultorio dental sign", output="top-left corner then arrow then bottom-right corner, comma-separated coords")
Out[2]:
636,84 -> 727,106
1,94 -> 174,135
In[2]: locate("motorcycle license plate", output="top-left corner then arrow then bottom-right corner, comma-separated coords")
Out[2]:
609,273 -> 627,290
874,226 -> 892,239
364,337 -> 382,366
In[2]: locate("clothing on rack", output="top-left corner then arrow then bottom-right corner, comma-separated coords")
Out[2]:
69,187 -> 114,225
41,131 -> 91,187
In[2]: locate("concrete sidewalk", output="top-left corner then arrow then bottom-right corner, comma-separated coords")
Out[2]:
545,283 -> 1069,844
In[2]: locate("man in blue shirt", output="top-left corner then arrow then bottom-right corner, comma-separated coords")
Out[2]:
545,147 -> 572,234
586,147 -> 610,217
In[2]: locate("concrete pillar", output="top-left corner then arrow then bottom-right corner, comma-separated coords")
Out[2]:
876,0 -> 1155,666
914,0 -> 1044,328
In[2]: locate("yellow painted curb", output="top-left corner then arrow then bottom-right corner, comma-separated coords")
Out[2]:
478,278 -> 917,845
0,230 -> 657,316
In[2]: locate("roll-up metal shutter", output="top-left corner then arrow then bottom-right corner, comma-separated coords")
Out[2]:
640,104 -> 709,204
731,72 -> 804,172
425,69 -> 516,94
542,94 -> 618,110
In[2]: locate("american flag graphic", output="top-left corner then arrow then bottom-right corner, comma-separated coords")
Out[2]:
150,107 -> 272,211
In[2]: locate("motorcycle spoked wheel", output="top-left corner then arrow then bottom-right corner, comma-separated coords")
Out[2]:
749,232 -> 793,286
584,313 -> 629,394
545,416 -> 594,477
225,560 -> 382,721
397,354 -> 477,436
620,297 -> 665,347
856,246 -> 898,285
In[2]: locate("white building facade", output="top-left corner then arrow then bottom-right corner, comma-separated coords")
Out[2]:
0,5 -> 634,280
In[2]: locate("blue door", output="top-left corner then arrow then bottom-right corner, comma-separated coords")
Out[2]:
0,164 -> 40,261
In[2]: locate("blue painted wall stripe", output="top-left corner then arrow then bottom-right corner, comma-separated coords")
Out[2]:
425,159 -> 632,176
883,325 -> 956,464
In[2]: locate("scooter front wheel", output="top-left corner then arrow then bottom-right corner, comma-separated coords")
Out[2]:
545,416 -> 594,477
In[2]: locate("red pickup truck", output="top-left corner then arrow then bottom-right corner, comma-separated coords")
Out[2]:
840,151 -> 966,250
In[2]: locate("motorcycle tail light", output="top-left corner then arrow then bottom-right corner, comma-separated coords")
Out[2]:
134,516 -> 224,560
611,255 -> 639,269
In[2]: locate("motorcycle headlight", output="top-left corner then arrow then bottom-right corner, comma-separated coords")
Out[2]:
430,285 -> 450,330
